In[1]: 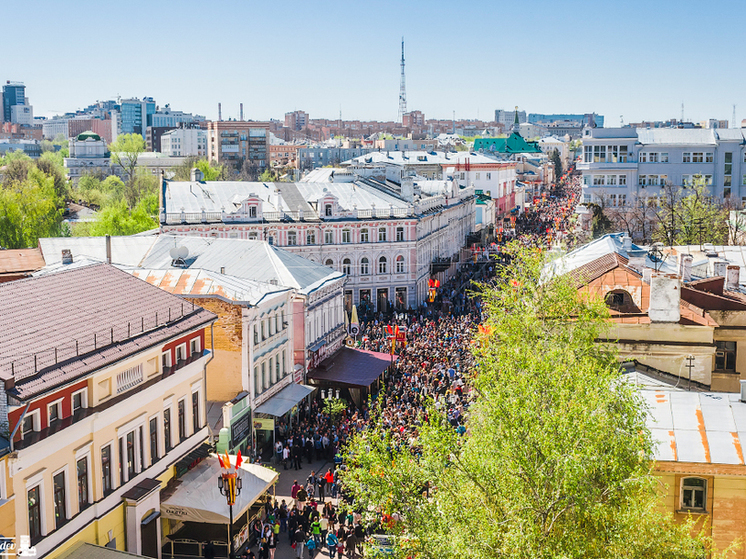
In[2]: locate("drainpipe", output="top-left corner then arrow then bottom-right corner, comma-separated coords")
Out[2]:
9,402 -> 31,452
204,323 -> 214,441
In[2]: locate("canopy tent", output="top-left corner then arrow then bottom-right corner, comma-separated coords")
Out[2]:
161,455 -> 277,524
308,348 -> 397,388
254,383 -> 314,417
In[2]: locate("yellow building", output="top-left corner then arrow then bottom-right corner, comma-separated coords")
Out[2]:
0,264 -> 216,558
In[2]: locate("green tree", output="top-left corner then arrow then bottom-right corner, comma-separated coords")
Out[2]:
109,133 -> 146,205
0,169 -> 64,248
653,178 -> 727,246
81,195 -> 158,237
1,150 -> 33,186
550,148 -> 563,178
341,246 -> 718,559
173,157 -> 228,181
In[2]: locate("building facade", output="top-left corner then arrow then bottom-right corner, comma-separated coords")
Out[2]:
298,147 -> 374,171
578,127 -> 746,207
0,264 -> 216,558
2,81 -> 26,123
206,120 -> 269,174
158,177 -> 476,312
119,98 -> 156,138
160,128 -> 207,157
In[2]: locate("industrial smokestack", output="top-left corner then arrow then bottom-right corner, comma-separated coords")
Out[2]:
218,103 -> 222,121
240,103 -> 244,121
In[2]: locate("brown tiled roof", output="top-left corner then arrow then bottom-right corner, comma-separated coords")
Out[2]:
0,247 -> 45,275
566,252 -> 631,287
0,264 -> 216,400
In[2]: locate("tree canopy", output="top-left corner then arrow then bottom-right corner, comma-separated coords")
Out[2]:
341,246 -> 719,559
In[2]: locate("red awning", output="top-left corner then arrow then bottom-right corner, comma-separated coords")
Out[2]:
308,348 -> 397,388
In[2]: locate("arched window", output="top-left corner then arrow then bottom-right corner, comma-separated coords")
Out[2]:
681,477 -> 706,511
604,289 -> 639,313
378,256 -> 387,274
325,259 -> 334,268
342,258 -> 351,275
287,231 -> 297,246
361,228 -> 369,243
325,204 -> 332,216
396,255 -> 405,273
360,258 -> 369,275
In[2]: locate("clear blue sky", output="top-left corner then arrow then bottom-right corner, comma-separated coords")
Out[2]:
4,0 -> 744,125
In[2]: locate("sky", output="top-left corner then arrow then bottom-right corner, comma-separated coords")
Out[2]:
3,0 -> 746,126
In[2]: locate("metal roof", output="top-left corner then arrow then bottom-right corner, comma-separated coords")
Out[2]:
636,128 -> 718,146
644,388 -> 746,465
39,236 -> 158,266
345,150 -> 502,166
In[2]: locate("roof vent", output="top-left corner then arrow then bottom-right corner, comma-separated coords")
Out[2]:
269,278 -> 278,286
61,249 -> 73,265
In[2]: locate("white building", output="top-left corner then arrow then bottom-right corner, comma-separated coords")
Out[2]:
160,128 -> 207,157
10,104 -> 33,125
578,127 -> 746,207
158,175 -> 477,312
538,136 -> 571,167
64,131 -> 111,181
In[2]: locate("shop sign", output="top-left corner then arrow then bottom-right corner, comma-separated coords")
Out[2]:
231,410 -> 251,447
253,418 -> 275,431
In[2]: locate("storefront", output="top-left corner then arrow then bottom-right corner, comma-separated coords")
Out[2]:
161,456 -> 278,558
253,382 -> 315,457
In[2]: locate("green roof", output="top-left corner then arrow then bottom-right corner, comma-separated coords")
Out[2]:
77,131 -> 102,141
474,134 -> 542,154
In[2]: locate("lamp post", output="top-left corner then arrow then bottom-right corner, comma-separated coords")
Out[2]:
218,470 -> 242,559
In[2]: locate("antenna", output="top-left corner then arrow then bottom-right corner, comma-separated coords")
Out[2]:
620,115 -> 624,126
240,103 -> 244,121
733,104 -> 737,129
398,37 -> 407,123
681,102 -> 684,123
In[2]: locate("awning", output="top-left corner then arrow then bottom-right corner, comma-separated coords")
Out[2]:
161,455 -> 277,524
254,383 -> 314,417
308,348 -> 397,388
308,339 -> 327,352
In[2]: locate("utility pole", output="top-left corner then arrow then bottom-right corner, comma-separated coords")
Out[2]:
398,37 -> 407,123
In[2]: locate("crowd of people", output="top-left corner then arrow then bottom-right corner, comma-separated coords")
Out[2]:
238,170 -> 583,558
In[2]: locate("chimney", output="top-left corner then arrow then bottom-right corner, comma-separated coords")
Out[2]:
240,103 -> 244,121
61,249 -> 73,265
220,266 -> 226,275
713,260 -> 728,277
401,175 -> 414,202
218,102 -> 222,121
726,265 -> 740,291
678,254 -> 692,282
622,235 -> 632,252
105,235 -> 112,264
648,274 -> 681,323
642,268 -> 652,283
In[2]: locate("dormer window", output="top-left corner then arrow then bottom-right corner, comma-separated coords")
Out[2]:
325,204 -> 332,216
249,206 -> 257,218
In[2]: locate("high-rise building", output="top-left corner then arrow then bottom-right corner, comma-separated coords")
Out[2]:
495,109 -> 526,127
119,97 -> 156,138
206,120 -> 270,174
3,81 -> 27,123
284,110 -> 309,131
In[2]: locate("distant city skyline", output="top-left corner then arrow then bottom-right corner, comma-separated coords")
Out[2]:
3,0 -> 745,126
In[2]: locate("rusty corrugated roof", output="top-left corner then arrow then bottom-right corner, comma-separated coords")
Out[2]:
0,247 -> 45,275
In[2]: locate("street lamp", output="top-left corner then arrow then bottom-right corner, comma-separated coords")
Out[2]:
218,471 -> 243,558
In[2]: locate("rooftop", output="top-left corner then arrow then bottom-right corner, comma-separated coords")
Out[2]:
0,263 -> 216,399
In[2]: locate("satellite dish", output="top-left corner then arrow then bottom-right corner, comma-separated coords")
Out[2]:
169,247 -> 179,260
176,246 -> 189,259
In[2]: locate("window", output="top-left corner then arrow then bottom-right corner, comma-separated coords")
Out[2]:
715,341 -> 736,371
72,389 -> 86,413
681,477 -> 706,511
342,258 -> 351,275
683,152 -> 691,163
619,175 -> 627,186
248,232 -> 258,240
607,175 -> 617,186
593,175 -> 605,186
361,228 -> 369,243
276,355 -> 280,379
149,417 -> 159,464
584,145 -> 593,163
176,344 -> 186,363
22,414 -> 35,439
706,152 -> 714,163
324,230 -> 333,244
325,204 -> 332,216
619,145 -> 628,163
396,255 -> 405,273
262,362 -> 268,390
178,399 -> 186,442
282,351 -> 286,376
287,231 -> 297,246
162,351 -> 172,372
593,145 -> 606,163
249,206 -> 257,218
164,409 -> 172,452
661,153 -> 669,163
48,401 -> 61,425
396,227 -> 404,241
486,173 -> 491,180
475,173 -> 481,180
692,152 -> 704,163
378,256 -> 387,274
378,228 -> 387,242
342,229 -> 351,243
125,431 -> 136,479
306,231 -> 316,245
192,391 -> 200,433
28,486 -> 41,543
53,471 -> 67,529
639,175 -> 647,186
639,152 -> 648,163
609,194 -> 617,207
77,457 -> 89,511
261,321 -> 266,340
325,259 -> 334,268
619,194 -> 627,206
725,188 -> 732,198
190,337 -> 201,356
101,445 -> 112,495
361,258 -> 369,275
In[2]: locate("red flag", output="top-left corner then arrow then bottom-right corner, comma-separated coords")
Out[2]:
217,454 -> 225,468
236,450 -> 243,468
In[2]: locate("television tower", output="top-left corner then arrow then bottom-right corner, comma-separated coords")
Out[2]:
398,37 -> 407,123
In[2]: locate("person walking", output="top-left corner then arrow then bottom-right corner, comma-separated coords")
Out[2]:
282,445 -> 291,470
318,473 -> 326,502
291,480 -> 301,509
326,531 -> 339,559
293,441 -> 303,470
293,526 -> 306,559
296,484 -> 308,513
310,517 -> 322,550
